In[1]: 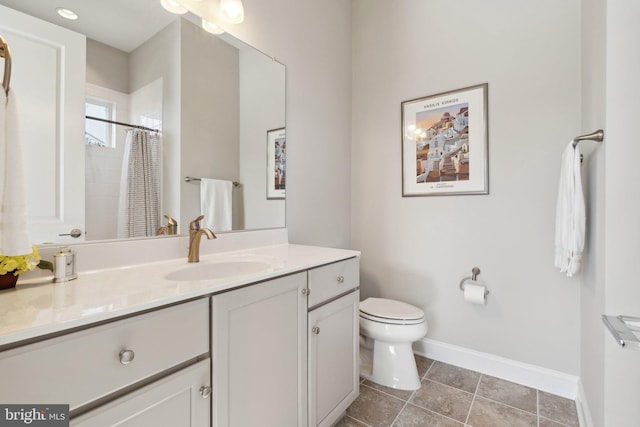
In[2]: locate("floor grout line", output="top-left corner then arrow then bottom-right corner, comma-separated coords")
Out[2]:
359,383 -> 411,403
464,372 -> 483,425
539,415 -> 573,427
421,358 -> 435,380
389,399 -> 411,426
419,377 -> 476,398
344,414 -> 373,427
343,356 -> 578,427
473,395 -> 539,417
388,357 -> 432,427
403,401 -> 467,426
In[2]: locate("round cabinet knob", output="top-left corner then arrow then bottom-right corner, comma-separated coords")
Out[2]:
199,386 -> 212,399
312,326 -> 320,335
302,288 -> 311,296
119,349 -> 135,365
337,275 -> 345,284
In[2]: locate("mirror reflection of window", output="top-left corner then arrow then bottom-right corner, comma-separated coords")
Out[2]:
85,97 -> 116,148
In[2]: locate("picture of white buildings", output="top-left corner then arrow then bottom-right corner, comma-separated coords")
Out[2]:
414,103 -> 469,183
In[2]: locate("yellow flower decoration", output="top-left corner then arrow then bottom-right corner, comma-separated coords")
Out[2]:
0,246 -> 41,276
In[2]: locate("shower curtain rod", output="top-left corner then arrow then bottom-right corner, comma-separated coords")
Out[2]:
86,115 -> 159,133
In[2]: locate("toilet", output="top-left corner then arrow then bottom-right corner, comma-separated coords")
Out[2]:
359,297 -> 427,391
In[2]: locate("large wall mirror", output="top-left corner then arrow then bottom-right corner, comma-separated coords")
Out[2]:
0,0 -> 286,245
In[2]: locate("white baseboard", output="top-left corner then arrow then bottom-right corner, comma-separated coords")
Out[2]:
413,338 -> 580,400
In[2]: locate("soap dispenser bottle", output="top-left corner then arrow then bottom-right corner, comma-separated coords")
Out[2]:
53,247 -> 78,282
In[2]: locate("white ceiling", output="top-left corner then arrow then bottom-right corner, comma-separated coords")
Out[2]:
0,0 -> 177,52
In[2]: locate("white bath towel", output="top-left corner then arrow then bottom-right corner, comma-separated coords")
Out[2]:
200,178 -> 233,232
0,90 -> 32,256
554,141 -> 585,277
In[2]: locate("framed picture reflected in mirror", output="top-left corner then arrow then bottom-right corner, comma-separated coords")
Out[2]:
267,127 -> 286,199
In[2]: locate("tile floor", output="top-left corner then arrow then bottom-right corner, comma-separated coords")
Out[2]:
337,356 -> 580,427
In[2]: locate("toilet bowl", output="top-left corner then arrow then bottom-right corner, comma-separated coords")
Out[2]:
359,297 -> 427,391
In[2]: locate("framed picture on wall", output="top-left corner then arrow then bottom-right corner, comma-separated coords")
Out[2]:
401,83 -> 489,196
267,127 -> 286,199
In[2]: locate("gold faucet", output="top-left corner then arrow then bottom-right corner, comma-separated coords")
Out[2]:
188,215 -> 216,263
157,215 -> 178,235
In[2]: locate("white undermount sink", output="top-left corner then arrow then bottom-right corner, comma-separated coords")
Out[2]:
165,255 -> 276,282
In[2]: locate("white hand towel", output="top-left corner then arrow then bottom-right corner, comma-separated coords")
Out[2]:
0,90 -> 32,256
554,141 -> 585,277
200,178 -> 233,232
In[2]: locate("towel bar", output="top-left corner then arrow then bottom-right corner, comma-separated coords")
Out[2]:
185,176 -> 240,187
602,314 -> 640,350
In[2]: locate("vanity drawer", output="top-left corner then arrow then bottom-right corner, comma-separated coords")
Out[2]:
0,298 -> 209,411
308,258 -> 359,308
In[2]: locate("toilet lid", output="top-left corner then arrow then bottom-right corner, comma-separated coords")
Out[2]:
359,297 -> 424,321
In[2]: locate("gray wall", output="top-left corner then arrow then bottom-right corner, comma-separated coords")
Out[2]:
180,19 -> 240,229
176,1 -> 640,422
86,38 -> 129,93
602,2 -> 640,424
129,20 -> 181,230
228,0 -> 353,248
579,1 -> 640,425
580,0 -> 606,424
351,0 -> 582,375
239,48 -> 285,230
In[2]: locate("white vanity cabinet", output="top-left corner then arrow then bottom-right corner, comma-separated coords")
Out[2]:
210,257 -> 360,427
0,244 -> 361,427
307,259 -> 360,427
0,298 -> 211,424
211,272 -> 308,427
72,360 -> 211,427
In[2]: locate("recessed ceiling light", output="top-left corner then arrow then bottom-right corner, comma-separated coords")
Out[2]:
56,7 -> 78,20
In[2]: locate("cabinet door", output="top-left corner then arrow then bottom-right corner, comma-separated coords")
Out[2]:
72,360 -> 210,427
308,290 -> 359,427
211,272 -> 308,427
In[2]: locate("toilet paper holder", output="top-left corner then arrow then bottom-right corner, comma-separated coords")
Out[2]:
459,267 -> 490,296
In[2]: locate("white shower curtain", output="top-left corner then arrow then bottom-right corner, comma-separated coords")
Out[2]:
117,129 -> 161,238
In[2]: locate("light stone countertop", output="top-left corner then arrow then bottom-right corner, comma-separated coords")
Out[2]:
0,244 -> 360,348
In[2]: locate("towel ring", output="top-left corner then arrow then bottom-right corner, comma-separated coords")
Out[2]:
572,129 -> 604,148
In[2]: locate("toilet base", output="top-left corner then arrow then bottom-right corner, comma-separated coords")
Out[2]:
359,337 -> 421,391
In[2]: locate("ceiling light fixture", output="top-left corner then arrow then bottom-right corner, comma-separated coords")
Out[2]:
160,0 -> 188,15
161,0 -> 245,25
55,7 -> 78,20
201,19 -> 224,35
218,0 -> 244,24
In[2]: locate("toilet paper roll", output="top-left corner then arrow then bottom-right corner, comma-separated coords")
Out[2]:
464,283 -> 487,305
